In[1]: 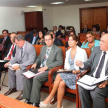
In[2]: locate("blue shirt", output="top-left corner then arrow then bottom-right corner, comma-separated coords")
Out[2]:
32,36 -> 38,44
81,40 -> 100,51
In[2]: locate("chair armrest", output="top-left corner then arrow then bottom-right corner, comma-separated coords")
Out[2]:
76,69 -> 91,82
48,65 -> 64,83
26,64 -> 33,71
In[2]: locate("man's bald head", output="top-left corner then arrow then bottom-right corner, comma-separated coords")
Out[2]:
10,33 -> 16,43
100,33 -> 108,51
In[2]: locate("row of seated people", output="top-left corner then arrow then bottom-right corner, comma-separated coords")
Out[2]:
81,24 -> 108,34
0,28 -> 107,59
24,29 -> 63,46
0,32 -> 108,108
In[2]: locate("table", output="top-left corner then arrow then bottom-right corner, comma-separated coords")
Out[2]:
0,94 -> 38,108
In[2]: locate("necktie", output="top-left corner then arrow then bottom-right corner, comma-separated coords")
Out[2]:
21,48 -> 23,58
8,44 -> 14,59
95,52 -> 106,78
40,48 -> 49,67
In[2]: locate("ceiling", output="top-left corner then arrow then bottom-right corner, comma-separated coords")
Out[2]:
0,0 -> 108,7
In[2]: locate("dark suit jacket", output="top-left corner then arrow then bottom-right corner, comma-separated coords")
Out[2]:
4,43 -> 16,59
54,38 -> 63,46
0,36 -> 11,49
81,28 -> 91,33
25,32 -> 39,44
56,30 -> 61,38
82,47 -> 108,76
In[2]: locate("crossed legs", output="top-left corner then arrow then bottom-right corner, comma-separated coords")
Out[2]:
43,74 -> 66,108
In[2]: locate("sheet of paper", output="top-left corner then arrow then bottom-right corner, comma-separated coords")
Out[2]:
8,63 -> 19,70
23,71 -> 36,78
23,70 -> 45,79
78,75 -> 96,86
0,60 -> 9,62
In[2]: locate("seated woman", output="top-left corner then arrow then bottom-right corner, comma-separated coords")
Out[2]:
36,31 -> 45,45
40,34 -> 87,108
91,25 -> 99,34
81,32 -> 100,51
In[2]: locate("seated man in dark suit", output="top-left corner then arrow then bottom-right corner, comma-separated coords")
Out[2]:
50,31 -> 63,46
53,26 -> 61,38
76,34 -> 108,108
0,29 -> 11,49
0,33 -> 16,90
81,24 -> 91,33
25,29 -> 39,44
23,33 -> 63,107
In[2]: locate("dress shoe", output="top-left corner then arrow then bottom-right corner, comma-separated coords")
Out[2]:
24,99 -> 32,104
0,87 -> 1,91
4,88 -> 17,96
39,97 -> 54,107
16,92 -> 23,100
32,103 -> 39,107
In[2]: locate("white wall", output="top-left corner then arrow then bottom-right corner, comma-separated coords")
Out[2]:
42,6 -> 53,30
52,2 -> 108,34
0,6 -> 42,34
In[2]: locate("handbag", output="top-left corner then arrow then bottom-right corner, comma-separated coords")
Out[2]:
0,44 -> 4,51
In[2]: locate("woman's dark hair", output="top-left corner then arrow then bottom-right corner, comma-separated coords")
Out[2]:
95,24 -> 100,31
43,27 -> 48,32
92,25 -> 97,31
68,34 -> 80,47
39,30 -> 45,39
69,29 -> 76,35
100,30 -> 107,37
59,25 -> 63,29
69,26 -> 75,30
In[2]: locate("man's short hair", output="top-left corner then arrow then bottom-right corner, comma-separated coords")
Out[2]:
2,29 -> 9,34
32,29 -> 37,34
44,33 -> 53,39
13,34 -> 25,42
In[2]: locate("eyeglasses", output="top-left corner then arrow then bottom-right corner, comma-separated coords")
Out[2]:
45,39 -> 52,41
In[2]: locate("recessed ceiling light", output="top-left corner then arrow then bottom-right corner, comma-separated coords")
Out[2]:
51,2 -> 64,4
84,0 -> 92,1
26,5 -> 37,7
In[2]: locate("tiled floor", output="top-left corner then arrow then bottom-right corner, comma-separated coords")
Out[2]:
0,72 -> 76,108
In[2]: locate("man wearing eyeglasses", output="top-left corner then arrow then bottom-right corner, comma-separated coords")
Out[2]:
4,34 -> 36,100
23,33 -> 63,107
